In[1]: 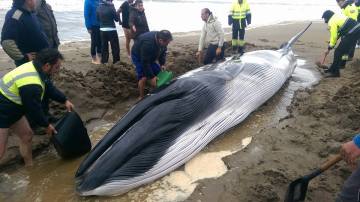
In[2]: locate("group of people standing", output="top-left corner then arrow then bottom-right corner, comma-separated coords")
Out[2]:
84,0 -> 150,64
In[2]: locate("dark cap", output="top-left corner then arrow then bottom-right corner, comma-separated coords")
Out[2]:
322,10 -> 335,23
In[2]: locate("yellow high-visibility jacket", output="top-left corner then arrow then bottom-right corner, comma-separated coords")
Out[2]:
230,0 -> 250,20
342,4 -> 358,21
0,61 -> 44,105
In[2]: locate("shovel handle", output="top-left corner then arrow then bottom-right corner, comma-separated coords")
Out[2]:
321,51 -> 329,65
319,154 -> 342,172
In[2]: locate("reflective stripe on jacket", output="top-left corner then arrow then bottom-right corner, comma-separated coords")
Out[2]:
230,0 -> 250,20
0,61 -> 44,105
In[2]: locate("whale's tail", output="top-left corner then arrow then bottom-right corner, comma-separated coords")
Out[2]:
280,22 -> 312,51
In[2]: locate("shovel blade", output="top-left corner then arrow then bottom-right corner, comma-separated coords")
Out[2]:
284,177 -> 309,202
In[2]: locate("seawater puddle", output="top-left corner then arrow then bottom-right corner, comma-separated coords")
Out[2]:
0,58 -> 320,202
122,137 -> 252,202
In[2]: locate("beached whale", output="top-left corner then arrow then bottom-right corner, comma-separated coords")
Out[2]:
75,23 -> 312,196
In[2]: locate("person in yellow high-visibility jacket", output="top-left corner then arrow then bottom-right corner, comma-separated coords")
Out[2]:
0,48 -> 74,166
228,0 -> 251,55
337,0 -> 359,60
321,10 -> 360,78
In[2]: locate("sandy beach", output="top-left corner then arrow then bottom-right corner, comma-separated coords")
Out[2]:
0,21 -> 359,201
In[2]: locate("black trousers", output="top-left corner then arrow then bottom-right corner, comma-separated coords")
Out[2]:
232,19 -> 245,42
329,30 -> 360,74
203,44 -> 225,65
100,31 -> 120,64
90,26 -> 101,56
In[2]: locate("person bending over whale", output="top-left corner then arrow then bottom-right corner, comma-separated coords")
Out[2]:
130,30 -> 172,100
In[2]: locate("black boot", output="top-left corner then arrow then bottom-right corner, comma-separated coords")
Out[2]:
238,46 -> 244,55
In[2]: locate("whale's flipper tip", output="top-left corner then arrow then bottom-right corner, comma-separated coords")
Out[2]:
282,22 -> 312,50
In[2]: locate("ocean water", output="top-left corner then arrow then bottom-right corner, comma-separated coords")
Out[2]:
0,0 -> 339,43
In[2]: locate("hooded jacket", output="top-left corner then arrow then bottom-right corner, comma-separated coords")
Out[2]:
84,0 -> 100,29
129,8 -> 149,39
96,1 -> 119,29
198,14 -> 224,51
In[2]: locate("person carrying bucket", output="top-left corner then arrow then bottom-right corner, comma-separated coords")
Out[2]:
130,30 -> 173,100
0,49 -> 74,167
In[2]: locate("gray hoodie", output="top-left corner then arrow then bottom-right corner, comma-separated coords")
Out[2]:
198,14 -> 224,51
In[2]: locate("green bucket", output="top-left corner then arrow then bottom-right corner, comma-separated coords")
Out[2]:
157,71 -> 173,87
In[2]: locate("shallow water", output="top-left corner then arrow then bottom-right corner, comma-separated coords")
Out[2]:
0,57 -> 319,202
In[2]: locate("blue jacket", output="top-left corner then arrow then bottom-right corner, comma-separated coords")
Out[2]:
84,0 -> 100,29
1,6 -> 49,61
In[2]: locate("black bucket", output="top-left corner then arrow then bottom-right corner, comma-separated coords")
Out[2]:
51,111 -> 91,158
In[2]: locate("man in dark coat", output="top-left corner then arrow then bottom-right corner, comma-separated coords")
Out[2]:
131,30 -> 172,100
35,0 -> 60,49
1,0 -> 49,67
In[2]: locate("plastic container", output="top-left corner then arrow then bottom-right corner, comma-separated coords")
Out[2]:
156,71 -> 173,87
51,111 -> 91,158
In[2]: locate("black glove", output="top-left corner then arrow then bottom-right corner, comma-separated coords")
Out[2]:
228,15 -> 233,26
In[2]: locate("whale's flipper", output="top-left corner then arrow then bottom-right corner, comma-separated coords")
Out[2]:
281,22 -> 312,51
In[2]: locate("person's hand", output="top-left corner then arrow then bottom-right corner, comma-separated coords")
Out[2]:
340,140 -> 360,170
160,65 -> 167,71
26,52 -> 36,61
216,47 -> 222,56
65,100 -> 74,112
46,124 -> 57,137
132,26 -> 136,33
150,76 -> 157,87
87,29 -> 92,34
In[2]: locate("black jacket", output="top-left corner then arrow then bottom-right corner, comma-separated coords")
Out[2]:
1,6 -> 49,63
96,1 -> 119,29
131,31 -> 167,78
35,0 -> 60,48
129,9 -> 149,39
0,61 -> 66,127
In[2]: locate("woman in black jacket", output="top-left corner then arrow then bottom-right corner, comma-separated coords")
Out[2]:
96,0 -> 120,64
129,0 -> 149,41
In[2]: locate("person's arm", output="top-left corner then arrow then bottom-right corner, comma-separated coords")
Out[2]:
245,1 -> 251,25
341,134 -> 360,169
158,47 -> 167,67
84,0 -> 92,30
19,85 -> 49,127
1,16 -> 27,62
215,20 -> 224,48
328,23 -> 338,50
144,13 -> 150,32
112,4 -> 119,22
129,11 -> 136,32
45,79 -> 67,104
198,24 -> 206,52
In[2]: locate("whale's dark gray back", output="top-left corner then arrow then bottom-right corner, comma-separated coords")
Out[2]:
75,23 -> 312,196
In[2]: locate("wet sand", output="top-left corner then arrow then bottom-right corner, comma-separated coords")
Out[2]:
0,21 -> 359,201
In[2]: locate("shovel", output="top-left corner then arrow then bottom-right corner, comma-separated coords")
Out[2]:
315,51 -> 329,69
284,154 -> 342,202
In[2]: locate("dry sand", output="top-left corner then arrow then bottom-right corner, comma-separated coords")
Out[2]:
1,21 -> 360,201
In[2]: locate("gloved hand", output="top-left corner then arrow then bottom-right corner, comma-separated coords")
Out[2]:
228,15 -> 233,26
